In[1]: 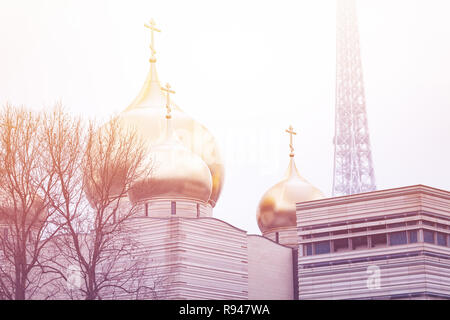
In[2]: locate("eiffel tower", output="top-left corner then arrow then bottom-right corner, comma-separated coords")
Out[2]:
332,0 -> 376,196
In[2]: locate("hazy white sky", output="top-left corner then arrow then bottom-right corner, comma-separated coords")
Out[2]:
0,0 -> 449,233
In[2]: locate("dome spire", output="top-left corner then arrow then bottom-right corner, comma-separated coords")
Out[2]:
144,18 -> 161,63
162,83 -> 176,139
285,125 -> 297,158
125,19 -> 165,111
162,83 -> 175,119
284,125 -> 301,179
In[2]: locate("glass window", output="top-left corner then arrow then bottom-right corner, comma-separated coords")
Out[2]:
314,241 -> 331,255
371,233 -> 387,247
352,236 -> 368,250
437,232 -> 447,246
389,231 -> 407,246
305,244 -> 313,256
312,232 -> 329,238
369,225 -> 386,231
388,222 -> 406,228
423,230 -> 434,244
333,238 -> 349,252
408,230 -> 418,243
351,227 -> 366,233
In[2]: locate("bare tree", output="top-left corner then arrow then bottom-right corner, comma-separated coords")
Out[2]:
41,107 -> 160,300
0,105 -> 62,300
0,104 -> 165,300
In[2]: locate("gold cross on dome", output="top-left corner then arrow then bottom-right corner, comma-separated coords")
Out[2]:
285,125 -> 297,157
161,83 -> 175,118
144,18 -> 161,59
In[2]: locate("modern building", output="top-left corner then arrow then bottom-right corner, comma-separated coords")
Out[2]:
296,185 -> 450,300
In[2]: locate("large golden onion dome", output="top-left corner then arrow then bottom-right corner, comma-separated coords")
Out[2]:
116,21 -> 224,207
256,126 -> 325,234
128,108 -> 212,204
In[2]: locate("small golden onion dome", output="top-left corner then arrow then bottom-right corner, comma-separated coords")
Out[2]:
256,156 -> 325,234
128,113 -> 212,204
117,59 -> 224,207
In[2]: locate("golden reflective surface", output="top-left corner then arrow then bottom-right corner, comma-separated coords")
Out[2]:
128,117 -> 212,204
256,157 -> 325,233
118,60 -> 224,207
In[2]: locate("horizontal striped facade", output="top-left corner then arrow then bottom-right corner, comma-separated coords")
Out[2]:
263,227 -> 298,248
134,199 -> 213,218
296,185 -> 450,300
124,216 -> 248,300
247,235 -> 294,299
298,245 -> 450,299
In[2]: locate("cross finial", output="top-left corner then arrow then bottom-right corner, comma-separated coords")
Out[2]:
285,125 -> 297,157
144,18 -> 161,62
161,83 -> 175,119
